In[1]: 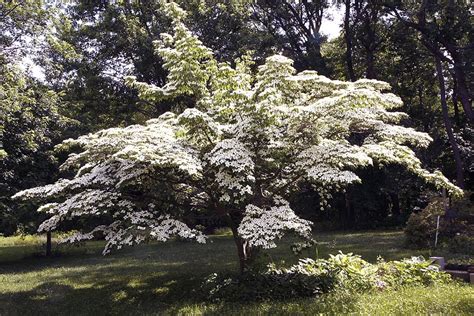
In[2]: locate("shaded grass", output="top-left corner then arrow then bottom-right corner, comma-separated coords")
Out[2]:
1,230 -> 473,315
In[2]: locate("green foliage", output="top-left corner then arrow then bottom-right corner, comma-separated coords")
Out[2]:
405,197 -> 445,248
0,1 -> 78,236
375,256 -> 451,288
450,234 -> 474,254
405,193 -> 474,253
0,65 -> 75,235
201,270 -> 327,302
203,252 -> 451,302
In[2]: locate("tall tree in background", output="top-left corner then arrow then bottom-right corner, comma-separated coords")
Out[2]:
384,0 -> 473,188
353,0 -> 384,79
250,0 -> 329,74
41,0 -> 274,131
385,0 -> 473,125
340,0 -> 385,80
342,0 -> 355,81
39,1 -> 169,131
324,0 -> 472,224
0,1 -> 75,239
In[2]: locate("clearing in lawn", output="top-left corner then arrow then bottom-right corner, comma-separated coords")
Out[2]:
0,230 -> 473,315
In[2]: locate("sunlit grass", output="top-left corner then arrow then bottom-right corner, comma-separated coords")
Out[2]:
1,230 -> 473,315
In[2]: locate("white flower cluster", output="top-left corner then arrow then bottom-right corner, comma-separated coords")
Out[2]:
207,139 -> 255,203
238,199 -> 312,249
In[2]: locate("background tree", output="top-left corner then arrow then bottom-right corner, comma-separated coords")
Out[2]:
0,1 -> 76,240
383,0 -> 473,189
323,0 -> 473,225
249,0 -> 330,74
385,0 -> 473,124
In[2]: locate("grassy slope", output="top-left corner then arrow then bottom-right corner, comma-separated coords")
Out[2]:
0,230 -> 473,315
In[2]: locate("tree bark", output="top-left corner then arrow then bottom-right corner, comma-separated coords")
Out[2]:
365,50 -> 376,79
452,76 -> 461,127
389,192 -> 401,218
389,0 -> 473,124
444,42 -> 474,124
418,86 -> 429,132
435,56 -> 465,189
344,191 -> 354,228
361,3 -> 379,79
452,64 -> 473,124
225,214 -> 250,273
46,231 -> 52,257
343,0 -> 356,81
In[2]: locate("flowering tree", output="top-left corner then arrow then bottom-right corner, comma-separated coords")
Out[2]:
14,1 -> 461,272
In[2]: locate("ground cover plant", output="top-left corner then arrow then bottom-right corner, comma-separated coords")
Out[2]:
1,230 -> 473,315
202,252 -> 452,302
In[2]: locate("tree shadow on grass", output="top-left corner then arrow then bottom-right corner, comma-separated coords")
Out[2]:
0,241 -> 239,315
0,266 -> 215,315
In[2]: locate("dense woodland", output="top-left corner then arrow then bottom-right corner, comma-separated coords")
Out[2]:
1,0 -> 473,238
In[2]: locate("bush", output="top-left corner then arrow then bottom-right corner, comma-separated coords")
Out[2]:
405,197 -> 444,248
450,234 -> 474,254
202,252 -> 451,302
376,257 -> 450,288
405,193 -> 474,253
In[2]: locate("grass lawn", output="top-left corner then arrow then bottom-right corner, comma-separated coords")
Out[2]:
0,229 -> 473,315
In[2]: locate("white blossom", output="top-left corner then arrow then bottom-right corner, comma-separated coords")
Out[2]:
238,199 -> 312,249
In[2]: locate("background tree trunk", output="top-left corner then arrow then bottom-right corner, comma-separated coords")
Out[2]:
46,231 -> 52,257
435,56 -> 465,189
343,0 -> 356,81
452,76 -> 461,127
389,192 -> 401,219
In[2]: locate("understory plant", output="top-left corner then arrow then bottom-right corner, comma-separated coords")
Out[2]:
202,252 -> 452,301
405,192 -> 473,253
13,1 -> 461,272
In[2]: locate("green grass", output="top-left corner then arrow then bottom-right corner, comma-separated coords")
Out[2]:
1,230 -> 473,315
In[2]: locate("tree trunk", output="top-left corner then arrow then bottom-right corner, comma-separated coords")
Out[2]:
344,191 -> 354,228
46,231 -> 52,257
365,51 -> 376,79
343,0 -> 356,81
418,86 -> 429,132
452,77 -> 461,127
435,56 -> 465,189
446,47 -> 474,124
226,214 -> 251,273
453,69 -> 473,124
362,5 -> 378,80
234,237 -> 247,274
389,192 -> 401,218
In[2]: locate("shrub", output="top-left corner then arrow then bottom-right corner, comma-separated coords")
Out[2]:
201,264 -> 332,301
450,234 -> 474,254
405,197 -> 444,248
202,252 -> 451,301
405,193 -> 474,253
376,256 -> 451,288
